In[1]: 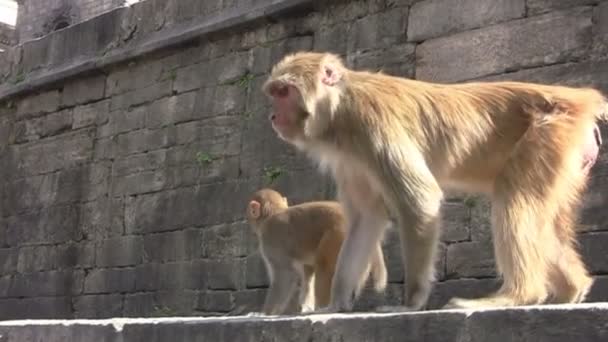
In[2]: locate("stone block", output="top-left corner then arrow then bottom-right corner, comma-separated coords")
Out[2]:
106,60 -> 164,96
73,99 -> 110,129
115,126 -> 176,156
13,130 -> 94,177
113,150 -> 168,177
201,222 -> 249,259
197,291 -> 235,312
84,268 -> 137,294
231,289 -> 267,314
143,229 -> 203,262
0,297 -> 72,320
111,170 -> 167,196
7,205 -> 81,246
350,43 -> 416,78
16,90 -> 60,118
134,261 -> 207,291
173,63 -> 212,94
8,270 -> 84,297
441,201 -> 470,242
146,92 -> 197,128
17,243 -> 93,273
173,115 -> 242,155
216,52 -> 251,85
416,7 -> 593,82
580,232 -> 608,273
153,290 -> 199,316
80,197 -> 124,239
96,236 -> 144,267
348,7 -> 408,52
528,0 -> 599,15
245,252 -> 269,288
13,108 -> 73,143
124,293 -> 157,317
314,24 -> 350,55
407,0 -> 525,42
125,182 -> 256,233
109,81 -> 172,112
206,259 -> 246,290
73,294 -> 123,318
61,74 -> 106,107
446,241 -> 496,278
0,248 -> 17,274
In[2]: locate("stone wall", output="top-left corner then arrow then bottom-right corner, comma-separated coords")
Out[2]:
0,0 -> 607,319
16,0 -> 128,42
0,22 -> 15,51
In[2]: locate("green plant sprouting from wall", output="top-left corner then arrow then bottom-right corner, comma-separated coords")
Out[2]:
196,151 -> 215,166
263,166 -> 285,184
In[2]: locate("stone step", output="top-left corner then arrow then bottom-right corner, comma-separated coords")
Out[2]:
0,303 -> 606,341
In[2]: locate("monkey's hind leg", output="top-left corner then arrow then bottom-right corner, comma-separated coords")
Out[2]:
446,117 -> 593,309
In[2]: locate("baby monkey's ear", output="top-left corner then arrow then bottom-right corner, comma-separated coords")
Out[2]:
248,200 -> 261,219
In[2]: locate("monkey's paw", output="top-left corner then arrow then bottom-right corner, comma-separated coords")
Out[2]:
442,296 -> 511,310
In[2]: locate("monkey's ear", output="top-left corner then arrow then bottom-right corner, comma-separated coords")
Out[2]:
248,200 -> 261,219
321,63 -> 342,86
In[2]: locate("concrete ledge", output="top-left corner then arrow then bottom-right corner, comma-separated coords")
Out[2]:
0,303 -> 606,341
0,0 -> 314,101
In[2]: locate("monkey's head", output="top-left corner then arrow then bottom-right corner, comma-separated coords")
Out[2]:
263,52 -> 346,145
246,188 -> 289,225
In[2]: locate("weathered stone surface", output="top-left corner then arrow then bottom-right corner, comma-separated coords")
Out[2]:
16,90 -> 60,118
441,201 -> 470,242
350,43 -> 416,78
0,248 -> 17,274
96,236 -> 144,267
125,182 -> 255,234
61,74 -> 106,107
446,241 -> 496,278
197,290 -> 235,312
245,252 -> 269,288
143,229 -> 203,262
206,259 -> 246,290
12,130 -> 94,177
74,294 -> 123,318
528,0 -> 600,15
416,7 -> 593,82
84,268 -> 137,294
145,92 -> 197,128
348,7 -> 408,52
201,222 -> 249,259
17,243 -> 93,273
407,0 -> 525,42
8,270 -> 84,297
73,100 -> 110,129
13,108 -> 73,143
7,205 -> 82,245
580,232 -> 608,273
0,297 -> 73,320
134,261 -> 207,291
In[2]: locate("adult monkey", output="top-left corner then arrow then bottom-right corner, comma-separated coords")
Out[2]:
262,51 -> 605,312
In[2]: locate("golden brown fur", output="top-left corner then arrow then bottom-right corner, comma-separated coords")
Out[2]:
246,188 -> 387,315
263,51 -> 605,311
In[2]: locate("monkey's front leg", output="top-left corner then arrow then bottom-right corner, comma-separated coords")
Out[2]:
325,211 -> 388,313
261,262 -> 299,315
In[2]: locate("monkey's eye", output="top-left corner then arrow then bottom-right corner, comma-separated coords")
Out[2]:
273,85 -> 289,98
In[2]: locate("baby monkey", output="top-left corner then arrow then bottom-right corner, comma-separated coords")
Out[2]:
246,188 -> 387,315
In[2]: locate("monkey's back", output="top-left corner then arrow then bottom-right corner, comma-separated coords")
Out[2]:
262,201 -> 346,263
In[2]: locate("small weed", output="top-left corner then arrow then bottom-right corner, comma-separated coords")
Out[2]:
10,73 -> 25,84
263,166 -> 284,184
464,196 -> 478,209
168,69 -> 177,81
236,73 -> 254,89
196,151 -> 214,166
152,305 -> 175,317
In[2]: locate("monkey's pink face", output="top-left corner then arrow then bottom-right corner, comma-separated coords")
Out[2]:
267,83 -> 307,142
